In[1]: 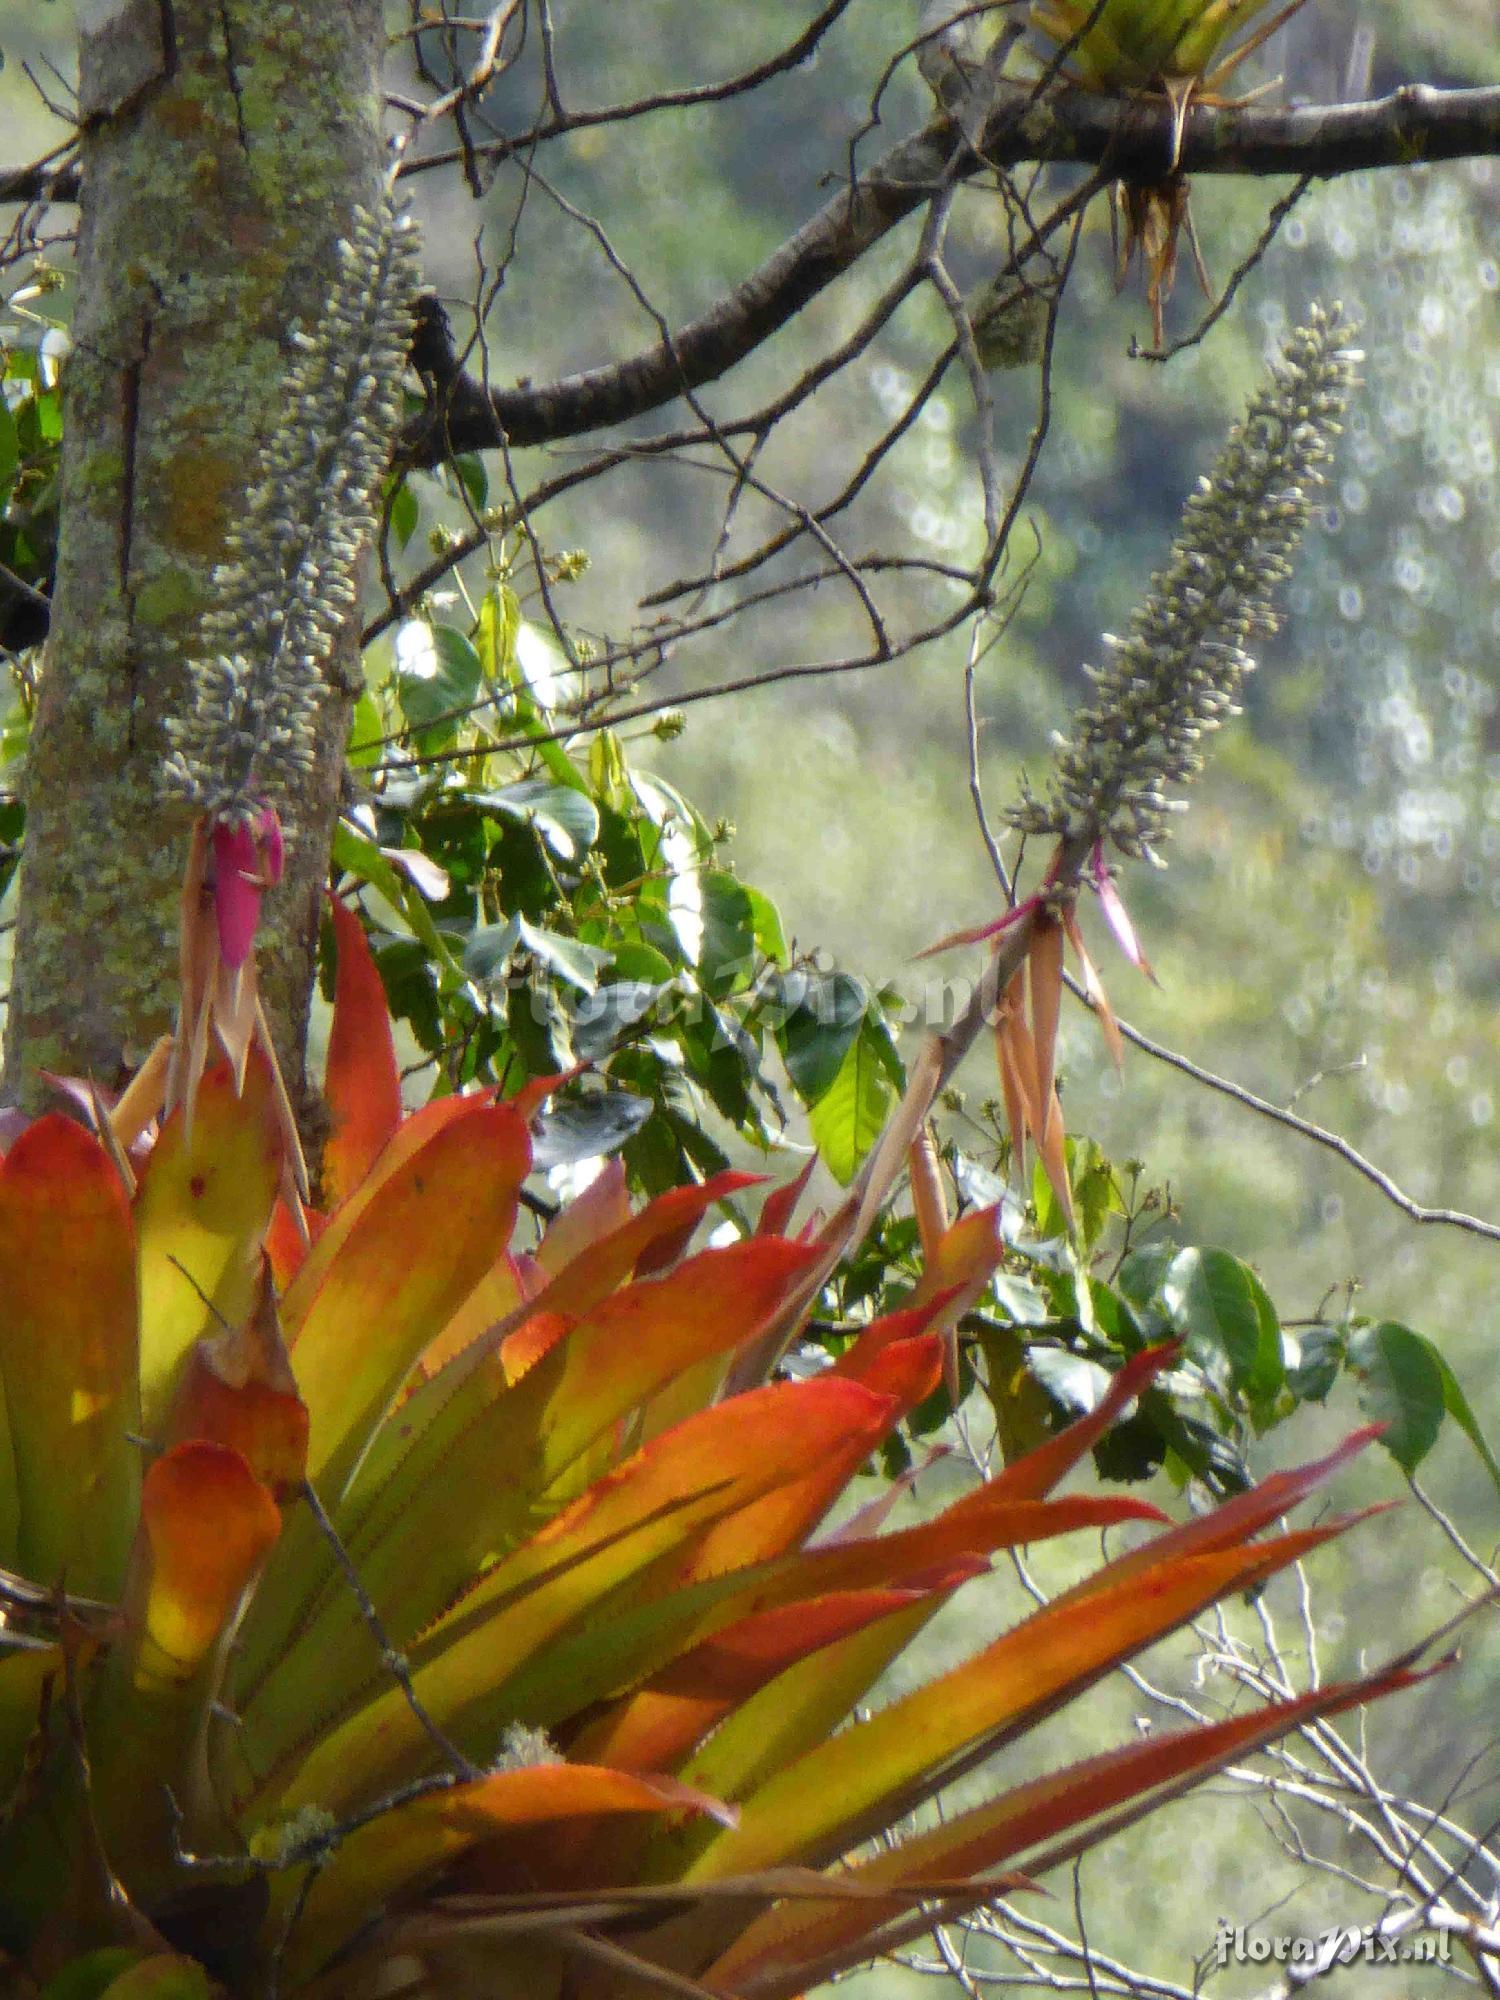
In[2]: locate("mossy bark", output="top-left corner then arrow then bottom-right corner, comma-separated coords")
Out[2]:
1,0 -> 387,1122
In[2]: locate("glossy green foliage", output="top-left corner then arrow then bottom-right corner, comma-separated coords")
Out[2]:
339,546 -> 828,1195
830,1126 -> 1500,1499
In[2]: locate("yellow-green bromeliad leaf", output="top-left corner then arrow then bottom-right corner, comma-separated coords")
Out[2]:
0,1116 -> 139,1597
135,1049 -> 284,1433
1030,0 -> 1288,88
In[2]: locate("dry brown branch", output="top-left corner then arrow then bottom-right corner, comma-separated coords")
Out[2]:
394,82 -> 1500,464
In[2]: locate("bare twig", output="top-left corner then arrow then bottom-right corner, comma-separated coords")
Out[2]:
397,83 -> 1500,463
1067,973 -> 1500,1247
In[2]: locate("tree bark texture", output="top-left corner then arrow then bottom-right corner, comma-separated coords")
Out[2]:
1,0 -> 386,1116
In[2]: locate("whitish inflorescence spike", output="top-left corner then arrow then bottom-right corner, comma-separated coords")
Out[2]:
1007,306 -> 1361,864
162,187 -> 420,829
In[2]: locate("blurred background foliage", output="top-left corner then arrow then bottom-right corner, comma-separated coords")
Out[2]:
2,1 -> 1499,1989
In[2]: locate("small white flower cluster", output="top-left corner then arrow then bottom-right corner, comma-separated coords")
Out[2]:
163,188 -> 420,827
495,1721 -> 564,1770
1008,305 -> 1361,863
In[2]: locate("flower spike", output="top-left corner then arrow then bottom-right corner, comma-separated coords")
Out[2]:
1008,306 -> 1359,860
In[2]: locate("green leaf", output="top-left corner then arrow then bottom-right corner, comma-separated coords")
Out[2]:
1160,1248 -> 1284,1408
777,971 -> 866,1103
399,625 -> 482,735
39,1950 -> 144,2000
699,873 -> 758,995
1348,1321 -> 1446,1473
461,919 -> 520,984
1088,1276 -> 1145,1348
345,691 -> 384,770
332,823 -> 465,982
476,584 -> 521,681
743,884 -> 788,966
0,400 -> 19,494
530,1091 -> 653,1171
980,1327 -> 1069,1464
1116,1243 -> 1177,1335
518,919 -> 612,995
34,388 -> 61,443
453,452 -> 489,511
990,1272 -> 1049,1325
1031,1154 -> 1070,1244
862,1005 -> 905,1091
472,779 -> 600,861
1431,1347 -> 1500,1497
1028,1347 -> 1113,1415
96,1960 -> 215,2000
809,1018 -> 896,1183
465,914 -> 611,995
1072,1138 -> 1124,1251
389,481 -> 419,550
1286,1323 -> 1342,1404
609,939 -> 676,984
570,980 -> 664,1061
1343,1324 -> 1500,1493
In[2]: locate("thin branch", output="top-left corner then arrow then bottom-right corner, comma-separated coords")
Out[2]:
398,82 -> 1500,464
402,0 -> 859,181
299,1475 -> 481,1781
1068,972 -> 1500,1246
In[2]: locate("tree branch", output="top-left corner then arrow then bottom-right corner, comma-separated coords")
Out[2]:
401,80 -> 1500,465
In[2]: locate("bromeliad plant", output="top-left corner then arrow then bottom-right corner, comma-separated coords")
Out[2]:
1028,0 -> 1314,339
0,175 -> 1448,1998
0,902 -> 1448,2000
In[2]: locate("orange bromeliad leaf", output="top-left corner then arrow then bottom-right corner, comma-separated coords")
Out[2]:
362,1237 -> 819,1557
494,1484 -> 1169,1770
278,1094 -> 491,1319
993,1011 -> 1030,1184
135,1049 -> 285,1431
134,1442 -> 280,1686
1052,1425 -> 1387,1607
0,1116 -> 139,1597
273,1762 -> 737,1987
568,1581 -> 978,1782
906,1125 -> 948,1264
706,1656 -> 1444,2000
321,895 -> 402,1209
255,1378 -> 898,1819
647,1595 -> 987,1911
535,1169 -> 766,1316
264,1193 -> 324,1290
162,1260 -> 308,1500
230,1239 -> 822,1757
905,1207 -> 1006,1334
406,1251 -> 532,1384
673,1523 -> 1350,1887
992,935 -> 1074,1226
512,1582 -> 987,1896
285,1100 -> 532,1497
534,1157 -> 631,1275
755,1157 -> 816,1240
677,1330 -> 947,1588
1063,905 -> 1126,1072
827,1302 -> 952,1387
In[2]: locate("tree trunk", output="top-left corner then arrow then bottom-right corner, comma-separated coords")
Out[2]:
1,0 -> 386,1119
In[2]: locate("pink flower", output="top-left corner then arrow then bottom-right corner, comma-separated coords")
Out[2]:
211,808 -> 284,970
